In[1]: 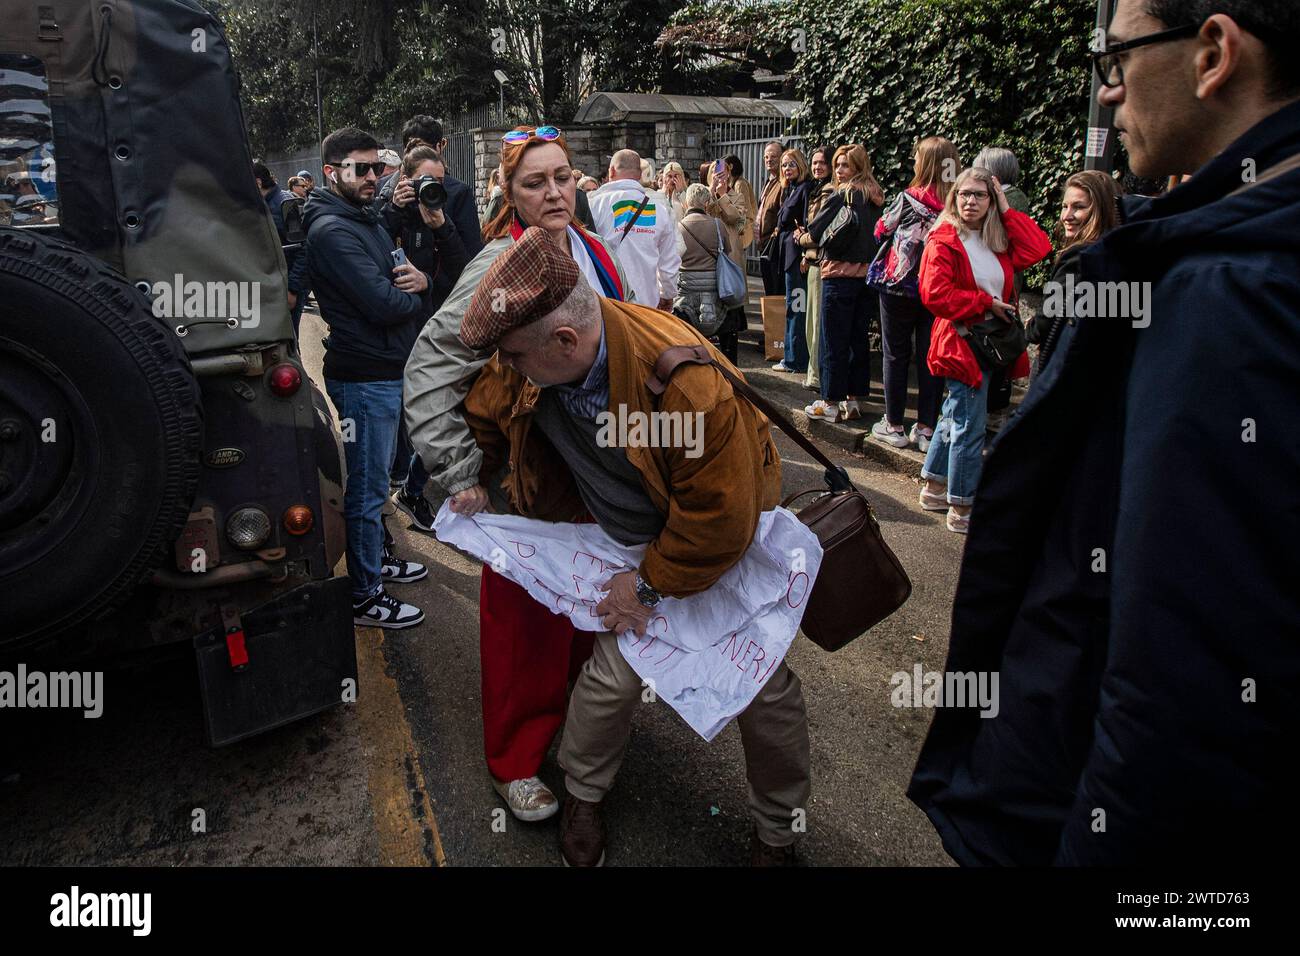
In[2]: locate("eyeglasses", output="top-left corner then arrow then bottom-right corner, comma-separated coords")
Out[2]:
1091,23 -> 1199,89
336,160 -> 386,178
502,126 -> 562,146
957,190 -> 990,202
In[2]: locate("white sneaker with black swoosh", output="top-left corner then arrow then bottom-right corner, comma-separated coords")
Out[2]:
353,588 -> 425,629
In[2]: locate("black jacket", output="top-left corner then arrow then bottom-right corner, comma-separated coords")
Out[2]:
303,186 -> 433,381
807,188 -> 881,264
907,99 -> 1300,866
378,200 -> 470,312
775,180 -> 814,273
264,186 -> 309,294
378,171 -> 484,260
1025,242 -> 1084,372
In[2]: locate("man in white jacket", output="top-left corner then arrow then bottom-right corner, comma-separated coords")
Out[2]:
588,149 -> 680,311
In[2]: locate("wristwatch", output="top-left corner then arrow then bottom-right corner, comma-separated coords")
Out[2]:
634,572 -> 661,608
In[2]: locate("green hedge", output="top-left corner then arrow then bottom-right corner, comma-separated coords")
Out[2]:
764,0 -> 1096,249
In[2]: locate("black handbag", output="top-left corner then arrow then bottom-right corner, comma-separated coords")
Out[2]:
958,299 -> 1027,371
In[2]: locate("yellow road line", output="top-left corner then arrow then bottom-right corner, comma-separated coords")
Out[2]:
355,625 -> 447,867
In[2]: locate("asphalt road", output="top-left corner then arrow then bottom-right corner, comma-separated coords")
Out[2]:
0,308 -> 962,867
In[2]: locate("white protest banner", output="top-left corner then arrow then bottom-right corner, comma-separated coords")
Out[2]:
434,503 -> 822,740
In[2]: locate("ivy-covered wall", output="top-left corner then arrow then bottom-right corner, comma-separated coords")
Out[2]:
770,0 -> 1097,231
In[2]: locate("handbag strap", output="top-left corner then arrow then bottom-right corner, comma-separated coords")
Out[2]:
646,345 -> 854,493
683,221 -> 718,261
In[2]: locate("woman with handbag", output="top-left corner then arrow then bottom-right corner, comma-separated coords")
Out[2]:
869,136 -> 957,452
800,145 -> 884,423
795,146 -> 835,392
673,183 -> 735,344
916,167 -> 1051,533
772,148 -> 814,374
707,158 -> 754,364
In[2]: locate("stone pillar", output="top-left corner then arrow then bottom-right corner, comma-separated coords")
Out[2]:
655,119 -> 708,177
471,126 -> 510,216
565,124 -> 613,181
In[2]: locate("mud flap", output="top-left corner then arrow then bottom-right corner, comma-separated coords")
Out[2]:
193,577 -> 357,746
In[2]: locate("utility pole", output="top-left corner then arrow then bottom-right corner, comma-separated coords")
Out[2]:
1085,0 -> 1117,173
314,9 -> 324,176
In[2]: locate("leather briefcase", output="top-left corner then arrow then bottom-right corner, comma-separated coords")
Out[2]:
648,346 -> 912,651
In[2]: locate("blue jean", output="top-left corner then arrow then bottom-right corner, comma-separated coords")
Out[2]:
820,276 -> 873,402
921,375 -> 990,505
390,418 -> 430,498
783,266 -> 809,372
325,378 -> 403,601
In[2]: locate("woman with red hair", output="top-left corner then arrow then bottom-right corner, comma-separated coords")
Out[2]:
404,126 -> 631,823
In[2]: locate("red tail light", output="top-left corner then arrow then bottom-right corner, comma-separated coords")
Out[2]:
268,363 -> 302,397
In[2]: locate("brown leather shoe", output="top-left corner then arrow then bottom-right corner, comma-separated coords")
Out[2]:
750,832 -> 796,867
559,793 -> 606,867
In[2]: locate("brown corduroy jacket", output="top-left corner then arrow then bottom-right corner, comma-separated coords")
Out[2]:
463,298 -> 782,597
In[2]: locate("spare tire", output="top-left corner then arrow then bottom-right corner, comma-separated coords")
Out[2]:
0,227 -> 202,653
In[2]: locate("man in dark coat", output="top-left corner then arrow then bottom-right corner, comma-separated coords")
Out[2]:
908,0 -> 1300,866
377,114 -> 483,259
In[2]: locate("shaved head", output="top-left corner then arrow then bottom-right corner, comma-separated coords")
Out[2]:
610,149 -> 642,180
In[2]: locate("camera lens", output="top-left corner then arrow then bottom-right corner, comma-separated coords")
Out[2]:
414,176 -> 446,212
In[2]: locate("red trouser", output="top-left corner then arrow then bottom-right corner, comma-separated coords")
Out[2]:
479,565 -> 595,782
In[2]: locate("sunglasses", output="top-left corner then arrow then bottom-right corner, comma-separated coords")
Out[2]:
502,125 -> 562,146
336,160 -> 386,178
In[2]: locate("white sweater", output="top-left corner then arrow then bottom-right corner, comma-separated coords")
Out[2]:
588,178 -> 681,306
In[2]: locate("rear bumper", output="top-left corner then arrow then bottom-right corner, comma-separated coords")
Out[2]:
193,576 -> 356,747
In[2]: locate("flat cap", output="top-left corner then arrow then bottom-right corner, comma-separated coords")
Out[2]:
460,227 -> 580,350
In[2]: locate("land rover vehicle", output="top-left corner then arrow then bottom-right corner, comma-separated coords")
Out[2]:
0,0 -> 356,744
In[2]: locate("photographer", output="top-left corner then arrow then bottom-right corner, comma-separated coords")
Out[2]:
379,115 -> 484,259
380,142 -> 471,531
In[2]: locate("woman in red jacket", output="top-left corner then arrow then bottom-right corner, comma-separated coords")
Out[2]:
917,166 -> 1050,533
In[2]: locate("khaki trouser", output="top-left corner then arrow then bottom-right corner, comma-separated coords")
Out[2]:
558,631 -> 812,847
804,264 -> 822,390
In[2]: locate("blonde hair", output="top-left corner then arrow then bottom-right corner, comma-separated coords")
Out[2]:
911,136 -> 961,204
831,145 -> 885,207
780,148 -> 810,184
937,167 -> 1008,253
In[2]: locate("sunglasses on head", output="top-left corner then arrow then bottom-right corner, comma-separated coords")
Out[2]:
501,125 -> 562,146
337,160 -> 386,178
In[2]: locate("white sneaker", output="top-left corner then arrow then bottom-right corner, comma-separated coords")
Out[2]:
353,588 -> 425,629
909,424 -> 933,453
946,507 -> 971,534
840,400 -> 862,421
804,400 -> 841,423
772,361 -> 794,372
918,483 -> 949,512
492,776 -> 560,822
871,417 -> 909,447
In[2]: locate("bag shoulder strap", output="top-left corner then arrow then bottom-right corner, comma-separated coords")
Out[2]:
682,221 -> 717,260
621,193 -> 652,239
646,346 -> 854,493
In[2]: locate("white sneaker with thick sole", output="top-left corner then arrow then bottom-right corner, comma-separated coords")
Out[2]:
493,776 -> 560,822
804,400 -> 841,423
946,507 -> 971,534
872,418 -> 909,447
909,423 -> 933,453
919,484 -> 949,511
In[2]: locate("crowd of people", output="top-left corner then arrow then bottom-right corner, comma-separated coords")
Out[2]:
250,0 -> 1297,869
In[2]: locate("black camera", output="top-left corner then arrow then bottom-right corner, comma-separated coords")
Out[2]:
411,175 -> 446,212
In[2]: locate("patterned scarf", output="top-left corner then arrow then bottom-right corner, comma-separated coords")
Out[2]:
510,216 -> 625,301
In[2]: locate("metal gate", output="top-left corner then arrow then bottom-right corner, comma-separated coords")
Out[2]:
704,116 -> 805,274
